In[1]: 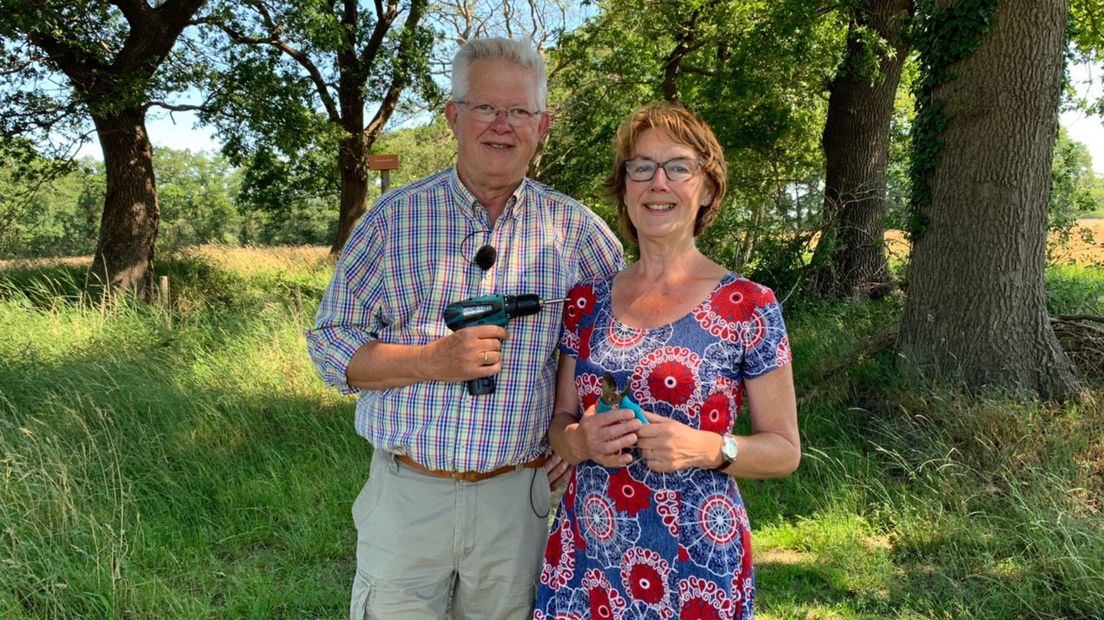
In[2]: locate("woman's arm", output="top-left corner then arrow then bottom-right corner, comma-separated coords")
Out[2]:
636,363 -> 800,478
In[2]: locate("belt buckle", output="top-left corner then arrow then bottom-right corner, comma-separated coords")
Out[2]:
453,471 -> 483,483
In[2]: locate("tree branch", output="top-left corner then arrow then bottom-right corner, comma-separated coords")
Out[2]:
196,14 -> 341,122
364,0 -> 428,144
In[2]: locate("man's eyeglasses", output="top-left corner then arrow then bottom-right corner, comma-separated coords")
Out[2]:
624,157 -> 702,182
455,101 -> 543,126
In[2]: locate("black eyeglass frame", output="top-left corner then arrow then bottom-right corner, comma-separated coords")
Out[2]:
623,157 -> 703,183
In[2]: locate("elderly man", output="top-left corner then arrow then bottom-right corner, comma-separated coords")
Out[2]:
307,38 -> 623,620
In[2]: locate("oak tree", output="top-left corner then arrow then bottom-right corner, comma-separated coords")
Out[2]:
0,0 -> 206,299
898,0 -> 1080,397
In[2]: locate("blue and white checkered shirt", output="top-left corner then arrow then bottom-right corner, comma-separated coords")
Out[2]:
307,168 -> 624,472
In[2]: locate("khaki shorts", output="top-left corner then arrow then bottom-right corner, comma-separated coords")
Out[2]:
349,449 -> 551,620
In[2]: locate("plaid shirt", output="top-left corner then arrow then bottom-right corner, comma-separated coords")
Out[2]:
307,168 -> 624,472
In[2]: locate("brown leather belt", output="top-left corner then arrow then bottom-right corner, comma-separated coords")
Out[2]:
394,454 -> 547,483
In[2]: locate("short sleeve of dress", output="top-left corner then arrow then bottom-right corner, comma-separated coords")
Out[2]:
739,283 -> 793,379
559,279 -> 603,359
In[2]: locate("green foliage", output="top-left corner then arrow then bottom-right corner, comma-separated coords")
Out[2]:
154,149 -> 244,251
0,1 -> 203,157
907,0 -> 1001,241
540,0 -> 844,269
0,146 -> 100,258
1046,263 -> 1104,315
234,147 -> 339,246
195,0 -> 441,205
1069,0 -> 1104,65
1049,127 -> 1103,260
371,115 -> 456,190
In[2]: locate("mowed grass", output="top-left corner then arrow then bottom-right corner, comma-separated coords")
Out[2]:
1,247 -> 1103,619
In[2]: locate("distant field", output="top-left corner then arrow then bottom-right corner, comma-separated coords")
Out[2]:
3,219 -> 1101,270
881,218 -> 1104,265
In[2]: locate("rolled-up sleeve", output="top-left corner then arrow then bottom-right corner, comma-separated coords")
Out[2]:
306,212 -> 385,394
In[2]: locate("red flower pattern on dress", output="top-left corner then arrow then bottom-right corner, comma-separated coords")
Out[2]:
633,347 -> 701,407
583,569 -> 627,620
698,390 -> 732,434
678,576 -> 733,620
711,280 -> 769,323
577,372 -> 603,413
541,516 -> 576,589
538,273 -> 789,620
776,336 -> 792,366
693,280 -> 774,346
607,468 -> 651,516
607,321 -> 645,349
564,284 -> 597,333
579,323 -> 596,360
620,547 -> 671,608
739,311 -> 768,349
655,489 -> 680,537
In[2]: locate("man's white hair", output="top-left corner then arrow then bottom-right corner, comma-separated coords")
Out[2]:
451,37 -> 547,109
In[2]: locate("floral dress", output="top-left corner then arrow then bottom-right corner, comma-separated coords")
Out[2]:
533,272 -> 792,620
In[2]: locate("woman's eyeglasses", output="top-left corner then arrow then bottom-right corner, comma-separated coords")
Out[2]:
624,157 -> 702,182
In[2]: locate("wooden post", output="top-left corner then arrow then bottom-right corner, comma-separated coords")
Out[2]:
159,275 -> 171,329
368,154 -> 400,195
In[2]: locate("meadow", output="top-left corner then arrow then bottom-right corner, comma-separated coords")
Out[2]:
1,245 -> 1103,619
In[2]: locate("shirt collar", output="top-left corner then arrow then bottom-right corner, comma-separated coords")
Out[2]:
448,168 -> 528,223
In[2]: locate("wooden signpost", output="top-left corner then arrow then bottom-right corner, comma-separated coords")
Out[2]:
368,154 -> 400,194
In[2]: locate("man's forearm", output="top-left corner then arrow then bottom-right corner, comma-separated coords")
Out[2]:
346,341 -> 431,390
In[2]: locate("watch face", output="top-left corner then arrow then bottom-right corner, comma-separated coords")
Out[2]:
722,435 -> 738,461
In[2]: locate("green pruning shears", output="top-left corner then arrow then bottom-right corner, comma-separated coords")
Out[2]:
596,371 -> 649,425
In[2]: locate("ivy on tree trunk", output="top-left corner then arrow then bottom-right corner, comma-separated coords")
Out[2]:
898,0 -> 1080,398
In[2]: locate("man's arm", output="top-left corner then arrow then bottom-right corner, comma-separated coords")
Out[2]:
344,325 -> 509,391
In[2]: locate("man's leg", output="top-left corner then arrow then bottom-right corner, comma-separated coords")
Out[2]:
349,450 -> 457,620
451,467 -> 551,620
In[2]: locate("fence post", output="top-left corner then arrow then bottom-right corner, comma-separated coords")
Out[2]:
159,275 -> 171,328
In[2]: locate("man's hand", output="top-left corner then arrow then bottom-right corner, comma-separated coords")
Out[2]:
420,325 -> 508,382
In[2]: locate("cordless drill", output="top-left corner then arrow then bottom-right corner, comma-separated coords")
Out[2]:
443,294 -> 564,395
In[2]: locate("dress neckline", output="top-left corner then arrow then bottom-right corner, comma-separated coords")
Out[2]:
607,271 -> 734,332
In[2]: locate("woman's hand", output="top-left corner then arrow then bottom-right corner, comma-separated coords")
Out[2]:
635,411 -> 722,472
569,404 -> 641,468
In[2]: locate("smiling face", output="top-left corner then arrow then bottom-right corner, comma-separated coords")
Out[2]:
623,128 -> 714,245
445,58 -> 550,204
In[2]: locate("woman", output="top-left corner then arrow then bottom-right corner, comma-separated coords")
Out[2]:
533,103 -> 800,620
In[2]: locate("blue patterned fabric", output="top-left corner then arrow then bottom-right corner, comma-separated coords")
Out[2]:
534,272 -> 792,620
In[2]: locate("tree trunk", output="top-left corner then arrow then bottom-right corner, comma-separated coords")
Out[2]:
813,0 -> 910,300
897,0 -> 1079,398
331,132 -> 370,256
87,107 -> 160,302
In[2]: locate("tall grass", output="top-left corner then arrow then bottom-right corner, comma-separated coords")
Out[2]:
1,251 -> 360,618
1,249 -> 1102,619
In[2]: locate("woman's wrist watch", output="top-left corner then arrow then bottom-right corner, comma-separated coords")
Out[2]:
714,433 -> 738,470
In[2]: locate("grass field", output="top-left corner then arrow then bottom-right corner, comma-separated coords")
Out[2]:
1,245 -> 1103,619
